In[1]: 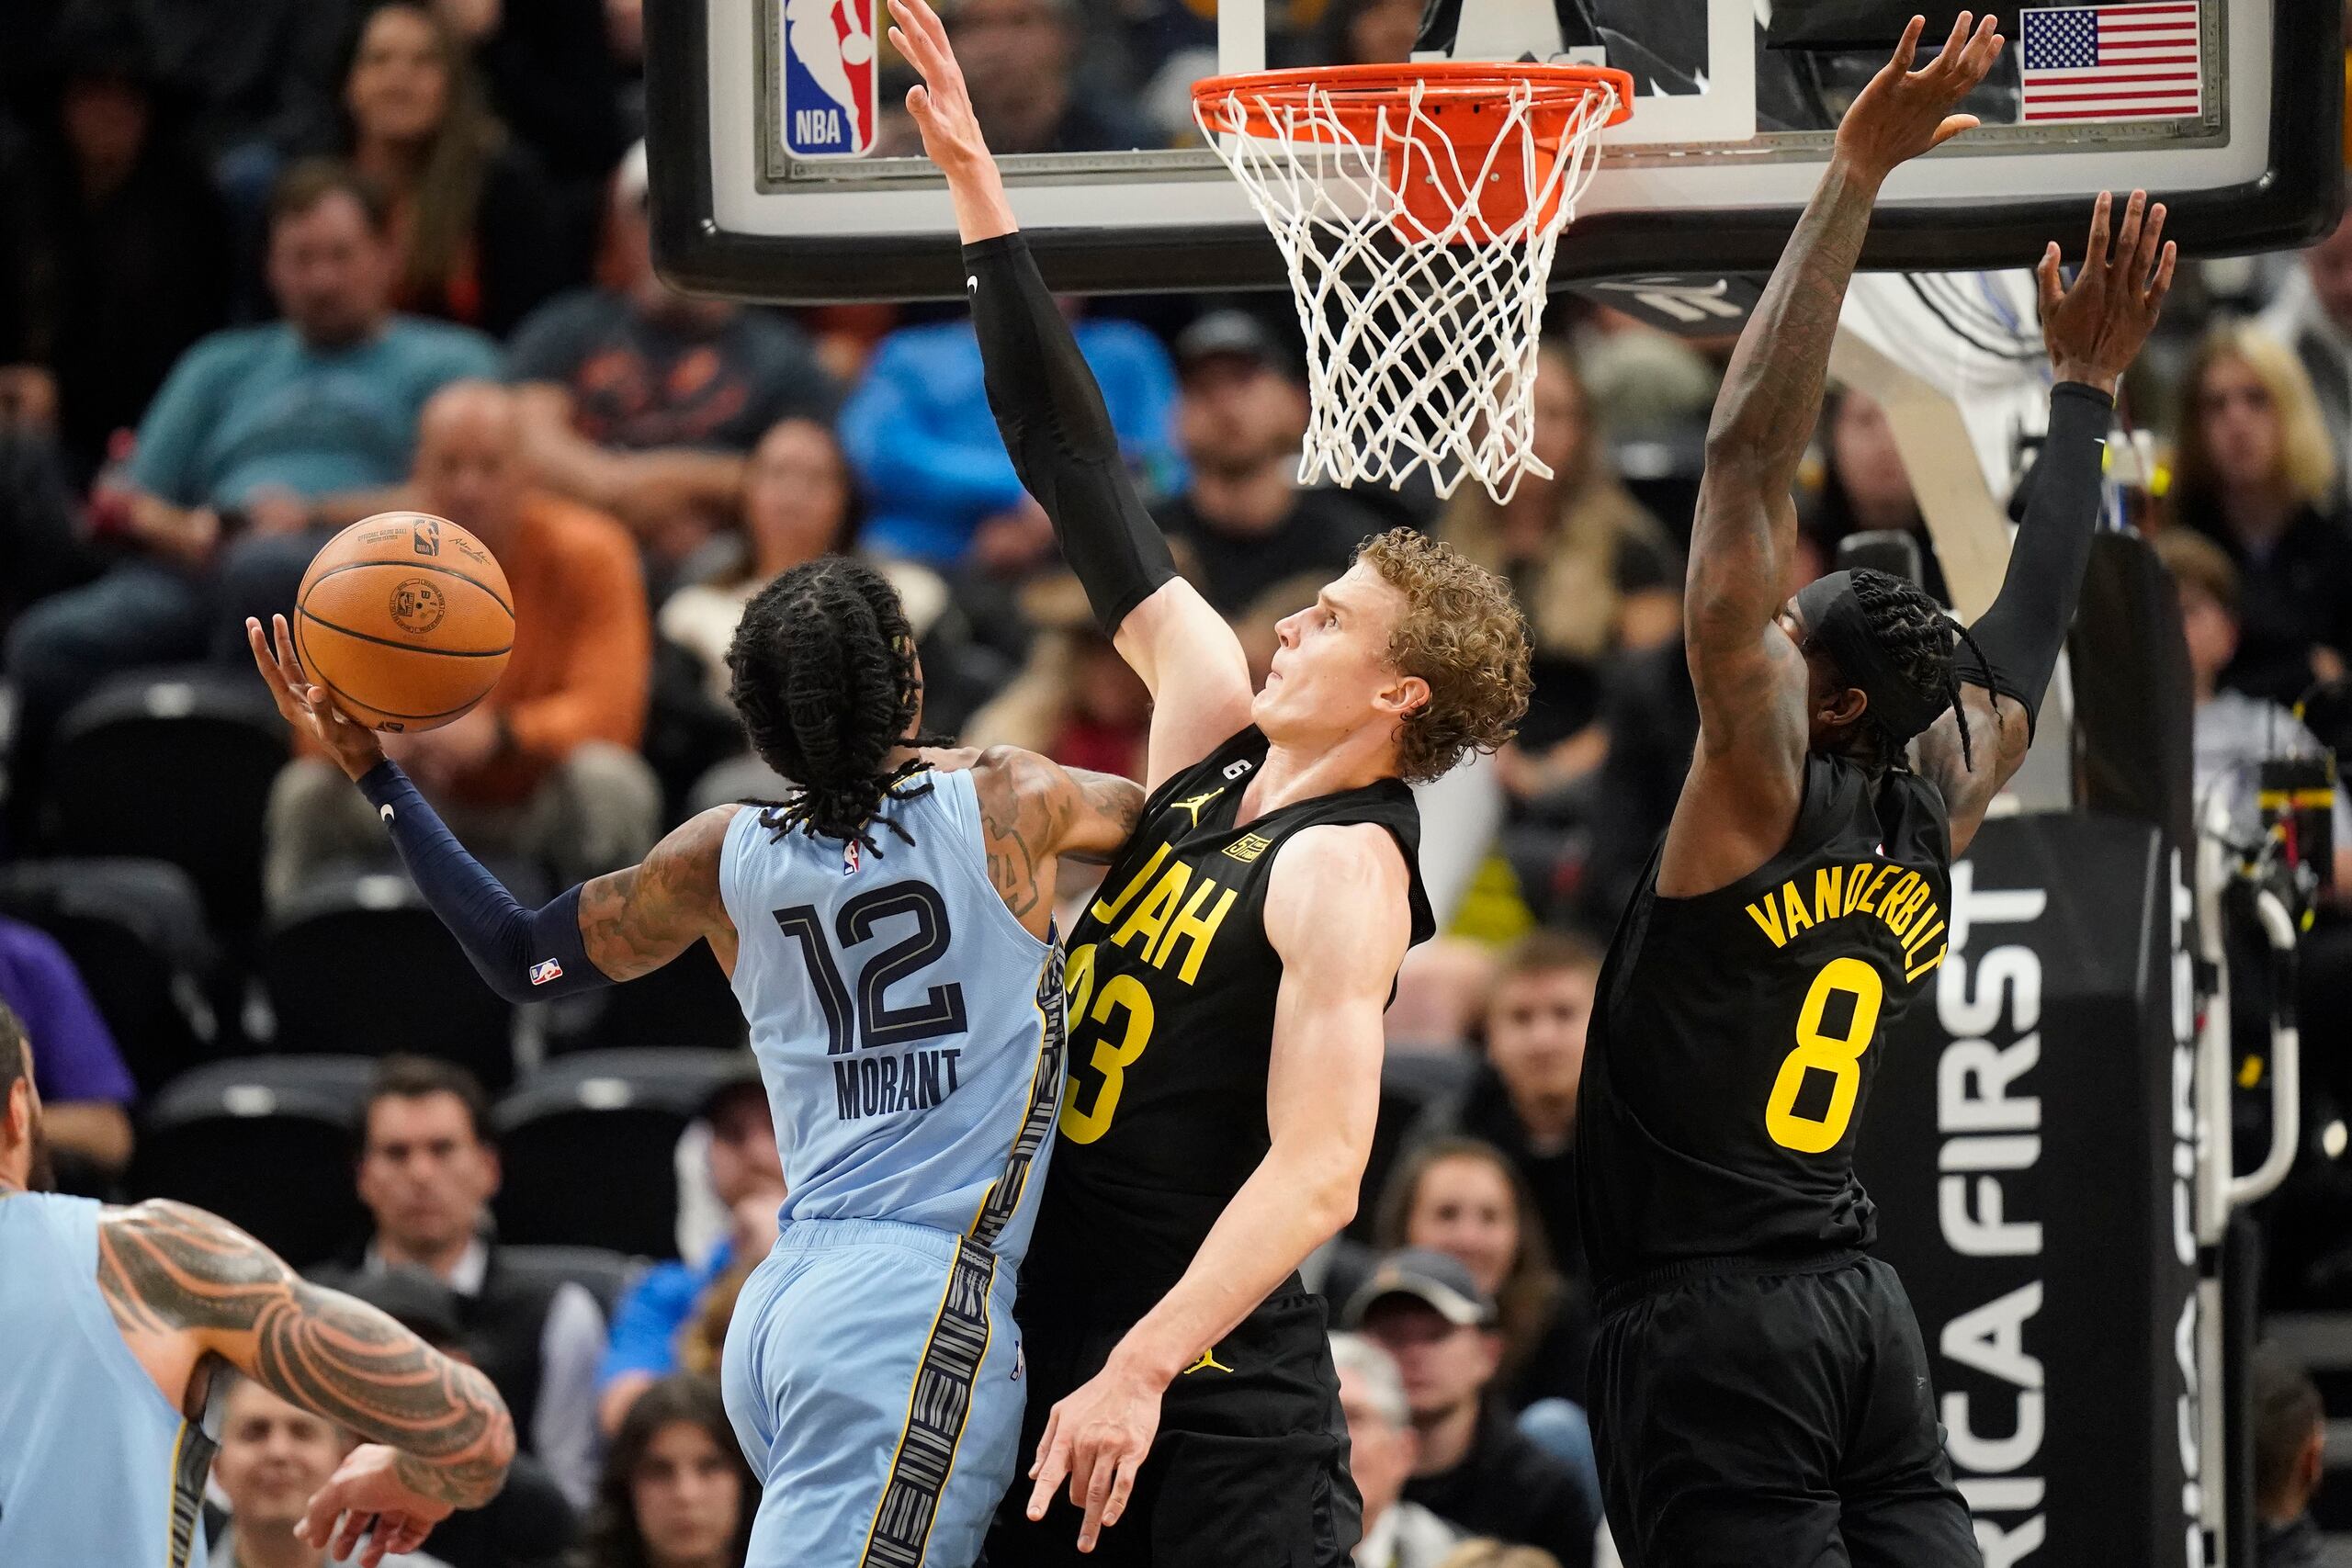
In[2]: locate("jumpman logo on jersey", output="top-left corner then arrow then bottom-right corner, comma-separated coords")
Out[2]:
1172,789 -> 1225,828
1182,1347 -> 1233,1375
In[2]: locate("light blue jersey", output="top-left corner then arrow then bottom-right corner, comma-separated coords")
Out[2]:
715,767 -> 1067,1568
0,1193 -> 216,1568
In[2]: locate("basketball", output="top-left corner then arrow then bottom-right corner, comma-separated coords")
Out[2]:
293,513 -> 514,733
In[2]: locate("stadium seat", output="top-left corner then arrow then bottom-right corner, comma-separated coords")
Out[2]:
42,669 -> 286,935
552,938 -> 745,1055
0,857 -> 219,1097
1350,1048 -> 1480,1242
492,1048 -> 750,1260
130,1055 -> 375,1269
496,1244 -> 641,1322
260,870 -> 516,1090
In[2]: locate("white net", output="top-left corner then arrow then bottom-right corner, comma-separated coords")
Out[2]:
1194,73 -> 1620,503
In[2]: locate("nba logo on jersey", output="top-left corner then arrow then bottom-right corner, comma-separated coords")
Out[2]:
780,0 -> 878,159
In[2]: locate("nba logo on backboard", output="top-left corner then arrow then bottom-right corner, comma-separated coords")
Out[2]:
780,0 -> 878,158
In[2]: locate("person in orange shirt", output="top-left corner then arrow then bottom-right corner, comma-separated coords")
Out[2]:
263,379 -> 660,911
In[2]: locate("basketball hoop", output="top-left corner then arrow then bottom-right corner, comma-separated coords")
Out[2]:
1193,62 -> 1633,503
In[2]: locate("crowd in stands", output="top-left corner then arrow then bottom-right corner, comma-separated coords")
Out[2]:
6,3 -> 2352,1565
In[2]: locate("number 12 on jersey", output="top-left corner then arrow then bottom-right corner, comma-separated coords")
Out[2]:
1765,956 -> 1884,1154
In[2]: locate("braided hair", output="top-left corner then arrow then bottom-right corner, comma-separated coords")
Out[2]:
1845,569 -> 1995,772
725,557 -> 934,854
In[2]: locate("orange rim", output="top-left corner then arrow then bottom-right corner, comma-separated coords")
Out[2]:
1192,62 -> 1636,143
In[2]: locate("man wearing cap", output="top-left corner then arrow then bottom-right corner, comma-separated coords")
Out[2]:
1153,310 -> 1386,620
1347,1249 -> 1600,1567
1330,1333 -> 1463,1568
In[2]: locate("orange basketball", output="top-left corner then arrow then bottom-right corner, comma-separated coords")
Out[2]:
294,513 -> 514,733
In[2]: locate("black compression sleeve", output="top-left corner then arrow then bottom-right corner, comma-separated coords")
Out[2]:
964,232 -> 1175,635
1962,380 -> 2116,731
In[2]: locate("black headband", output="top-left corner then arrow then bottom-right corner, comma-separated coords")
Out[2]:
1792,570 -> 1951,744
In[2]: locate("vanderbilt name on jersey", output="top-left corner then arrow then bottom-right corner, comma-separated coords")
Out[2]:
1577,753 -> 1952,1290
1022,728 -> 1433,1315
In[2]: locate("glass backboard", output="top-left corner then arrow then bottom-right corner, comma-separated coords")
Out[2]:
646,0 -> 2340,304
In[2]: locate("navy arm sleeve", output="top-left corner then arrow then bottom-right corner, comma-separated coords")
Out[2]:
1962,380 -> 2116,733
963,232 -> 1175,635
356,761 -> 610,1004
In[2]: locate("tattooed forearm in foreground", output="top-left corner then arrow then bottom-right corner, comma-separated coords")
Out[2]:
97,1201 -> 514,1507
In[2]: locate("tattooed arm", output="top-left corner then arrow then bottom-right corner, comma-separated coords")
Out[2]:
96,1200 -> 514,1511
1660,13 -> 2001,897
574,806 -> 742,980
964,747 -> 1145,940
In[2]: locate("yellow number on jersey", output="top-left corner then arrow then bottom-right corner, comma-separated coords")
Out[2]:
1764,956 -> 1885,1154
1057,942 -> 1157,1145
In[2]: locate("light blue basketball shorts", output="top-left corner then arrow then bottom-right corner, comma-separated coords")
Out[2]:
721,1217 -> 1024,1568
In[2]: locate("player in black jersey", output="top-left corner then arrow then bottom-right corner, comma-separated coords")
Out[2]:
883,5 -> 1533,1562
1572,15 -> 2177,1566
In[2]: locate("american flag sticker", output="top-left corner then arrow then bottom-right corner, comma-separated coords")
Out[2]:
2018,4 -> 2202,123
780,0 -> 879,158
529,958 -> 565,987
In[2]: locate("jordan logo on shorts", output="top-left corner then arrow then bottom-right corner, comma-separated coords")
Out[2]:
1182,1348 -> 1232,1375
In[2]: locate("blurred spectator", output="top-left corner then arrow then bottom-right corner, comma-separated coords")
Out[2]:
1439,344 -> 1679,808
424,0 -> 630,202
598,1069 -> 785,1435
1332,1332 -> 1464,1568
505,143 -> 836,575
0,2 -> 232,481
345,1055 -> 608,1508
840,293 -> 1180,572
938,0 -> 1151,153
0,421 -> 92,636
0,916 -> 134,1179
1154,310 -> 1379,616
1348,1249 -> 1600,1567
2251,1345 -> 2326,1568
208,1375 -> 452,1568
336,1267 -> 581,1568
964,574 -> 1152,781
1436,1546 -> 1566,1568
2259,204 -> 2352,501
576,1375 -> 754,1568
324,2 -> 569,336
1373,1138 -> 1591,1420
264,380 -> 659,911
1415,931 -> 1600,1280
2168,324 -> 2352,708
658,416 -> 944,702
2,157 -> 496,811
1571,636 -> 1698,930
1315,0 -> 1425,65
2157,528 -> 2352,880
1805,389 -> 1941,603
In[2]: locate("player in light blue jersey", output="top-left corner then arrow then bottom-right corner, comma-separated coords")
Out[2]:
0,1005 -> 514,1568
247,554 -> 1143,1568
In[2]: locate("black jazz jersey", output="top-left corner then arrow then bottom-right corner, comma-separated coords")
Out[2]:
1577,754 -> 1953,1291
1022,728 -> 1434,1317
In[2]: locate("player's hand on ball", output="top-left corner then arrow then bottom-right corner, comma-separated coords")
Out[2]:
888,0 -> 990,172
297,1443 -> 453,1568
248,614 -> 387,781
2037,189 -> 2176,394
1835,12 -> 2004,182
1027,1355 -> 1164,1552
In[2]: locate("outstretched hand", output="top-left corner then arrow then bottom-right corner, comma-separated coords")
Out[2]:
297,1445 -> 452,1568
247,614 -> 386,781
890,0 -> 989,174
1835,12 -> 2005,184
2037,189 -> 2176,394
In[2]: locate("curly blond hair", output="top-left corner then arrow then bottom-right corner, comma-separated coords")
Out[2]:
1356,528 -> 1533,783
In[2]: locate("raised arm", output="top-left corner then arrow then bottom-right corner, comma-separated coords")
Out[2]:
1022,821 -> 1409,1551
247,615 -> 738,997
888,0 -> 1254,793
1914,189 -> 2177,854
97,1201 -> 513,1562
933,744 -> 1147,939
1662,13 -> 2001,895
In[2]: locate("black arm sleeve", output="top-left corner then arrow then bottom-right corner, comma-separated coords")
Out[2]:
963,232 -> 1175,635
1961,380 -> 2116,732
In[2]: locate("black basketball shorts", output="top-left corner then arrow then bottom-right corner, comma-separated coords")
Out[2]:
983,1289 -> 1359,1568
1589,1252 -> 1980,1568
